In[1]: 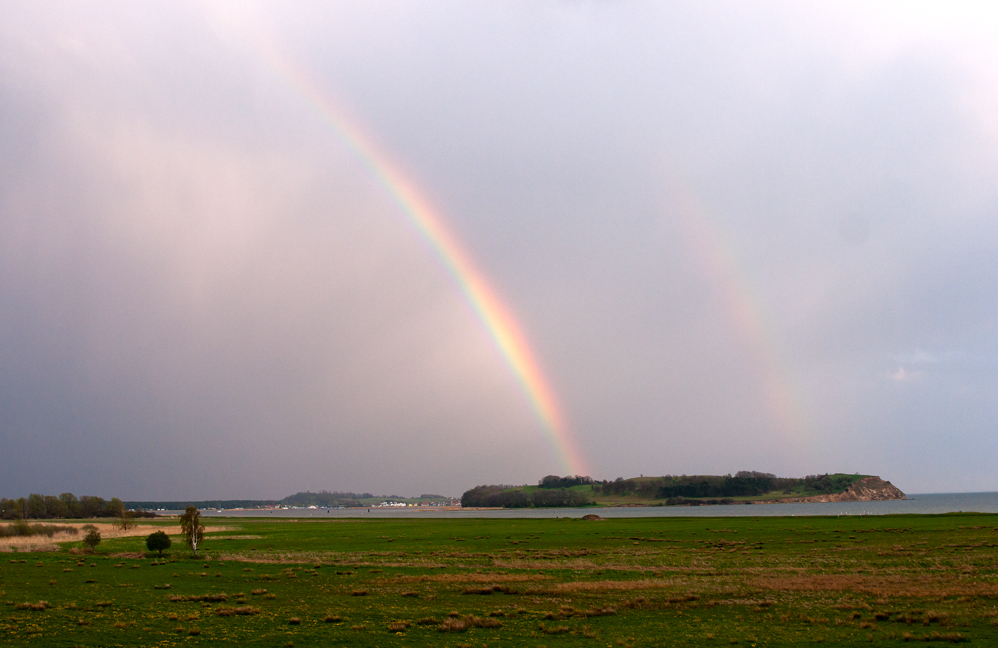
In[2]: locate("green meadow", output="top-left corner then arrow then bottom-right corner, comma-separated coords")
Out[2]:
2,513 -> 998,646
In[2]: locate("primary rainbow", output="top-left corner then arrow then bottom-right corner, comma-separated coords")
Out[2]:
254,39 -> 588,477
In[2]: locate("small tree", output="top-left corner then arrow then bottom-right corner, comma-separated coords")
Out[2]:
179,507 -> 205,557
146,530 -> 171,557
117,509 -> 136,530
82,525 -> 101,553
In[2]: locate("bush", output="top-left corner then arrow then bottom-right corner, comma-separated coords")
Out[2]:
146,531 -> 172,556
82,526 -> 101,552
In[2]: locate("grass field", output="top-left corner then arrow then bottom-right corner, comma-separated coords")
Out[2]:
2,513 -> 998,646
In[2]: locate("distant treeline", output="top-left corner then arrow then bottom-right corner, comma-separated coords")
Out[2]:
0,493 -> 156,520
124,491 -> 421,511
280,491 -> 375,508
461,485 -> 592,508
124,499 -> 280,511
595,472 -> 863,499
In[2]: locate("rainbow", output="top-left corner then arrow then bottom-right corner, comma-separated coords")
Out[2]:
666,182 -> 812,449
252,39 -> 588,476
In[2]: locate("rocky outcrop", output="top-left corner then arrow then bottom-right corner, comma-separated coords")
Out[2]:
758,476 -> 905,504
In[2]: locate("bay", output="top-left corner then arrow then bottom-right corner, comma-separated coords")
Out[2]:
166,491 -> 998,518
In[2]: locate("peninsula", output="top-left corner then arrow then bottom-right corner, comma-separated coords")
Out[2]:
461,472 -> 906,508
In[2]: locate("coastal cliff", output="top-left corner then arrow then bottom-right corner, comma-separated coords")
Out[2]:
758,476 -> 905,504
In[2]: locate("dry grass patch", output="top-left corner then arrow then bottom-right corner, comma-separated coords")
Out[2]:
531,578 -> 672,594
463,585 -> 516,595
169,593 -> 228,603
438,615 -> 502,632
0,522 -> 232,552
0,537 -> 60,552
901,631 -> 967,643
389,572 -> 552,584
15,601 -> 50,611
216,606 -> 261,616
752,575 -> 998,598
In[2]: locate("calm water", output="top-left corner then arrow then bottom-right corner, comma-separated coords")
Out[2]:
168,492 -> 998,519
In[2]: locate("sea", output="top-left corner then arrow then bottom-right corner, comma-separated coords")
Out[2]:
166,492 -> 998,519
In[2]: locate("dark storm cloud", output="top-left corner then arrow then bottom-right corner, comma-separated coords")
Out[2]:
2,1 -> 998,498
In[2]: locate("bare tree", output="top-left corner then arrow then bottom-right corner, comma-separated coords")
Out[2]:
179,506 -> 205,557
116,509 -> 136,531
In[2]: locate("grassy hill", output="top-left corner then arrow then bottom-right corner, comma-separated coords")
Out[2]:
461,472 -> 872,508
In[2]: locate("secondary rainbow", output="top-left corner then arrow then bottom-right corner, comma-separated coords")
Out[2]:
255,40 -> 588,476
668,183 -> 812,449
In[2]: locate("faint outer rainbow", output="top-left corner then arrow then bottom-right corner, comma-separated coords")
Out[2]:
257,42 -> 588,476
667,182 -> 812,449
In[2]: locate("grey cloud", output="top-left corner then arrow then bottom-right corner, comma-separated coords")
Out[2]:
2,1 -> 998,498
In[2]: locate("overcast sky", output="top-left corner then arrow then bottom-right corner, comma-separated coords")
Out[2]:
2,1 -> 998,499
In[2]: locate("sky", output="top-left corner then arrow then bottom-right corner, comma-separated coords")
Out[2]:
2,1 -> 998,500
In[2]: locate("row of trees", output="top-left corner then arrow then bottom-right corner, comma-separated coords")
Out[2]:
461,485 -> 592,508
537,475 -> 595,489
593,472 -> 860,499
0,493 -> 143,520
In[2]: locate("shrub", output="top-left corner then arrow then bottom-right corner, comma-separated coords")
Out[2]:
82,527 -> 101,552
146,531 -> 172,556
